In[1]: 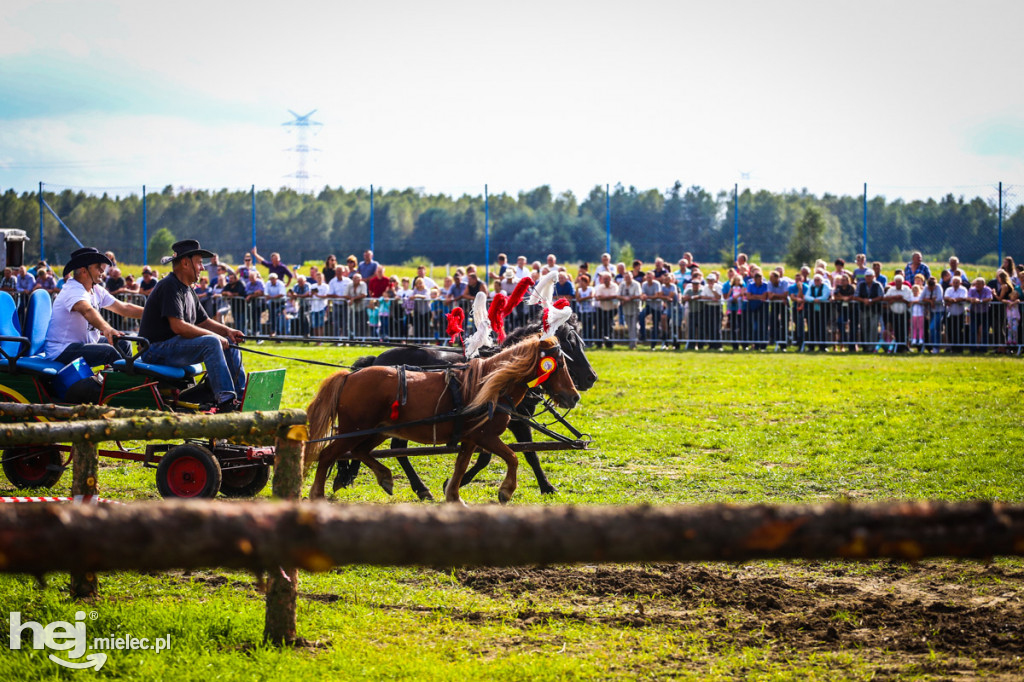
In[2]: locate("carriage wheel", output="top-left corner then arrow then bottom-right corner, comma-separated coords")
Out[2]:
218,463 -> 271,498
1,446 -> 65,489
156,444 -> 222,499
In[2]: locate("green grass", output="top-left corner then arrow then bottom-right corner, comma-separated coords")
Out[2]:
1,347 -> 1022,679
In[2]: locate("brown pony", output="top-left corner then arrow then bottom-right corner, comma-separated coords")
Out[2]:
306,336 -> 579,504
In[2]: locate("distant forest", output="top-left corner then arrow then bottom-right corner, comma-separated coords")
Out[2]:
1,182 -> 1021,267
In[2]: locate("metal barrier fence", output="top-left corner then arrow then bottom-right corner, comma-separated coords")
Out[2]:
6,290 -> 1022,354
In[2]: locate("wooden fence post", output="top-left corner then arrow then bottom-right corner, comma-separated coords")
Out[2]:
263,423 -> 307,645
69,439 -> 99,598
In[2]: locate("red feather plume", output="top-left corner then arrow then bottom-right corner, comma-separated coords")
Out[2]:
488,292 -> 509,343
445,307 -> 465,345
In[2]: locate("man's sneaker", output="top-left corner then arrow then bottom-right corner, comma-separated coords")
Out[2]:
215,398 -> 242,414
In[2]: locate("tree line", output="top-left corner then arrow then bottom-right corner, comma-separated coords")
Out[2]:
1,182 -> 1020,268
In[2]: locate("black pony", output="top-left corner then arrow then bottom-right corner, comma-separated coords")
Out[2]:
333,315 -> 597,500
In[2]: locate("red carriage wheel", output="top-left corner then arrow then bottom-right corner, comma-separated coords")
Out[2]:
2,446 -> 65,489
156,444 -> 222,499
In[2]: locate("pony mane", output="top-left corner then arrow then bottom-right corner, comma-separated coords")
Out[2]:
462,336 -> 557,412
499,313 -> 580,349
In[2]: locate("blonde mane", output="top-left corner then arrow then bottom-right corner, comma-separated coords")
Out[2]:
462,336 -> 557,412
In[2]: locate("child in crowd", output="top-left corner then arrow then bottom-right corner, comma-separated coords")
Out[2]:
910,284 -> 925,348
1006,294 -> 1021,347
366,299 -> 380,339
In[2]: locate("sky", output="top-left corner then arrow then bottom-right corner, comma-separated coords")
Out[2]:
1,0 -> 1023,203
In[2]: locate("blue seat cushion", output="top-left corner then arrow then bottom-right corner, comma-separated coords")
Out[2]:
112,360 -> 203,381
14,355 -> 62,376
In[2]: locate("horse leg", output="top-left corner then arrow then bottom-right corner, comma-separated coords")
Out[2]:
332,459 -> 361,491
349,435 -> 394,495
396,448 -> 434,501
477,437 -> 519,504
310,441 -> 348,500
444,441 -> 478,506
508,418 -> 557,494
458,450 -> 492,488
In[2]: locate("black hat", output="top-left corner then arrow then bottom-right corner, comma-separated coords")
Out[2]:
161,239 -> 217,265
63,247 -> 113,277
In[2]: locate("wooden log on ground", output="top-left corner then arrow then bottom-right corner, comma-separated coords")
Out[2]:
0,402 -> 168,422
0,501 -> 1021,574
264,424 -> 306,645
0,409 -> 308,446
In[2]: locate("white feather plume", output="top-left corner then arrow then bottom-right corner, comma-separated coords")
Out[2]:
540,303 -> 573,340
528,270 -> 558,306
463,292 -> 493,358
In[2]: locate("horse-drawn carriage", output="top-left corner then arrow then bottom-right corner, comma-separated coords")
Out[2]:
0,289 -> 285,499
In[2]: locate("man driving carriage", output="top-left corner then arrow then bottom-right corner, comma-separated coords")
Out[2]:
42,247 -> 144,366
137,239 -> 247,413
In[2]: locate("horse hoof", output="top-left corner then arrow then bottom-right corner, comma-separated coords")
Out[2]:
498,490 -> 513,504
416,489 -> 435,502
379,479 -> 394,496
540,484 -> 557,495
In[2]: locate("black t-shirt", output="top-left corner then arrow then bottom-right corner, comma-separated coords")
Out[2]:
223,281 -> 246,297
466,280 -> 485,297
139,277 -> 157,293
139,274 -> 209,344
105,277 -> 125,293
836,284 -> 855,298
856,281 -> 882,299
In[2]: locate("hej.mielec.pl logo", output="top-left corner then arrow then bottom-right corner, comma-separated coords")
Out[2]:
9,610 -> 171,671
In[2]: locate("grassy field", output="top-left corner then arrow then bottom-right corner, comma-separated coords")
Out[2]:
1,348 -> 1022,679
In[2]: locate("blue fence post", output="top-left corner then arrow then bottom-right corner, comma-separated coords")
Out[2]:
251,184 -> 256,251
484,184 -> 490,285
605,184 -> 611,254
38,181 -> 44,262
142,184 -> 148,265
862,182 -> 868,256
370,184 -> 375,253
733,183 -> 739,264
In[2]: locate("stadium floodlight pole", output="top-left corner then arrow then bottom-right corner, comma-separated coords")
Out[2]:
142,185 -> 148,265
862,183 -> 868,256
484,184 -> 490,285
733,183 -> 739,264
998,181 -> 1003,265
38,182 -> 44,262
251,185 -> 256,251
370,184 -> 375,253
605,184 -> 611,254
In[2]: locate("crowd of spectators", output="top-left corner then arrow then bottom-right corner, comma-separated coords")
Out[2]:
5,247 -> 1022,352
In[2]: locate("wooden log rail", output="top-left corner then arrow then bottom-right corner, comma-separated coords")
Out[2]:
0,501 -> 1021,574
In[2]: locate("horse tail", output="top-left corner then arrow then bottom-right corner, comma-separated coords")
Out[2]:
352,355 -> 377,370
305,369 -> 352,474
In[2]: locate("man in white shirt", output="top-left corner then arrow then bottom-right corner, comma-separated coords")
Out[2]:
308,271 -> 329,338
618,272 -> 642,350
43,247 -> 143,365
884,275 -> 913,351
414,265 -> 437,290
593,272 -> 619,349
513,256 -> 532,281
943,276 -> 968,352
328,266 -> 352,337
594,252 -> 614,277
264,273 -> 288,337
699,272 -> 724,349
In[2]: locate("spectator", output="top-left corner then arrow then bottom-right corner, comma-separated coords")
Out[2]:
991,269 -> 1014,347
618,271 -> 642,350
0,267 -> 16,292
855,271 -> 884,350
33,268 -> 57,292
735,252 -> 750,278
344,255 -> 359,278
244,270 -> 265,336
546,254 -> 557,270
909,284 -> 926,349
614,262 -> 627,284
366,298 -> 381,340
884,274 -> 912,352
122,274 -> 140,294
264,273 -> 288,337
415,264 -> 438,289
851,254 -> 870,284
904,251 -> 931,283
595,252 -> 614,277
220,271 -> 247,329
490,253 -> 509,281
237,253 -> 254,282
832,274 -> 856,349
659,272 -> 680,348
367,266 -> 390,298
921,276 -> 944,353
723,274 -> 746,350
941,256 -> 967,285
105,267 -> 125,295
630,259 -> 645,281
965,276 -> 993,350
575,274 -> 596,342
410,277 -> 432,339
289,274 -> 311,336
103,251 -> 116,267
788,272 -> 808,350
943,276 -> 968,352
358,250 -> 380,281
16,265 -> 35,294
745,271 -> 769,350
513,255 -> 531,280
252,247 -> 294,285
699,272 -> 723,350
553,270 -> 574,304
446,273 -> 467,307
208,254 -> 233,277
348,273 -> 368,338
308,271 -> 329,339
194,275 -> 214,319
765,271 -> 790,349
871,261 -> 887,288
465,272 -> 485,300
638,271 -> 662,349
680,276 -> 704,350
594,272 -> 619,349
323,255 -> 338,284
831,258 -> 850,284
139,268 -> 157,296
210,273 -> 227,321
804,273 -> 832,351
328,265 -> 352,337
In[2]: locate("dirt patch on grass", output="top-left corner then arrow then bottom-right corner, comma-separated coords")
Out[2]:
455,561 -> 1024,677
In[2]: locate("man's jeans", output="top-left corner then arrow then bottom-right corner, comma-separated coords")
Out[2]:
56,338 -> 131,367
142,335 -> 245,403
